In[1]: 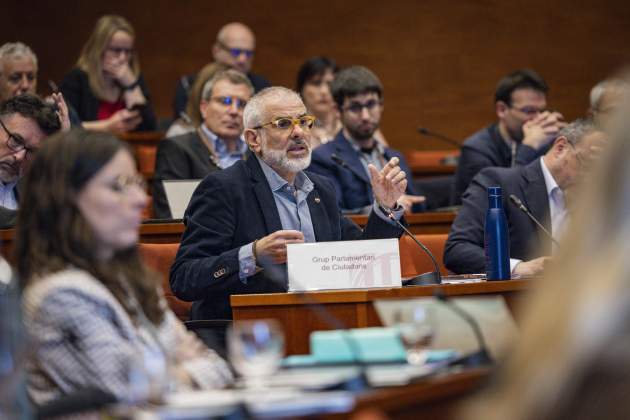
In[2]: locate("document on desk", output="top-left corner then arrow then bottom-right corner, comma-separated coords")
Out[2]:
287,238 -> 401,291
374,296 -> 519,360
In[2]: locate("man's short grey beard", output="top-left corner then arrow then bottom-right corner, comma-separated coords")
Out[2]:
261,147 -> 312,174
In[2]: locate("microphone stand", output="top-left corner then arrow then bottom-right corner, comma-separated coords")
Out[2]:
509,194 -> 560,247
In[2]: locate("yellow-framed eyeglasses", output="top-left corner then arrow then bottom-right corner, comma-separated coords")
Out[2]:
253,115 -> 316,131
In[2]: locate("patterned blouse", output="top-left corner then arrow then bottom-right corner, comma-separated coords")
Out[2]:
22,268 -> 233,405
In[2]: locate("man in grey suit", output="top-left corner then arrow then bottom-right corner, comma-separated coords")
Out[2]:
153,70 -> 254,218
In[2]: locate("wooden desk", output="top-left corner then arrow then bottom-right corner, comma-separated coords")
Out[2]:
350,212 -> 455,234
231,280 -> 530,355
405,150 -> 458,178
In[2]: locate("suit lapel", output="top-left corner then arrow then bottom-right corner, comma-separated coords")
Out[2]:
191,131 -> 219,171
336,134 -> 372,186
306,185 -> 332,241
247,154 -> 283,234
521,160 -> 552,251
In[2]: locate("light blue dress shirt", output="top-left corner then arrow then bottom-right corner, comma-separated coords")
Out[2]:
200,124 -> 248,169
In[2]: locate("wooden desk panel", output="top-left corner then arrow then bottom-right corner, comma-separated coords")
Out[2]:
231,280 -> 530,355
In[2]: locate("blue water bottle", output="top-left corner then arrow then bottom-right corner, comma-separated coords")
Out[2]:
484,186 -> 510,280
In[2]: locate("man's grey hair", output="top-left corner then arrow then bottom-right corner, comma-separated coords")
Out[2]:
243,87 -> 304,129
557,118 -> 598,146
200,69 -> 254,102
0,42 -> 38,73
589,78 -> 627,111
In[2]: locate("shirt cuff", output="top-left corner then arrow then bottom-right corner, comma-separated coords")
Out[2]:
373,201 -> 404,225
238,242 -> 257,283
510,258 -> 522,274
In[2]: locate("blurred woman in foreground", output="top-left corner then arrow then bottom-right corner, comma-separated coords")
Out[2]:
17,130 -> 232,405
461,85 -> 630,419
60,15 -> 157,133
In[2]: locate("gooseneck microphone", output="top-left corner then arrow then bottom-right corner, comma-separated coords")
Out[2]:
417,127 -> 461,148
434,289 -> 493,367
380,207 -> 441,285
509,194 -> 560,247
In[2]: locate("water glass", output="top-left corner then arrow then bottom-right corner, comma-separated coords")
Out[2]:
228,319 -> 284,388
396,304 -> 436,365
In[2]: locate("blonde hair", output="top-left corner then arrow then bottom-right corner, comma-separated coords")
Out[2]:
461,81 -> 630,419
184,62 -> 229,127
76,15 -> 139,100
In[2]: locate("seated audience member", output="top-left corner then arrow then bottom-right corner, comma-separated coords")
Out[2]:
153,70 -> 254,219
296,56 -> 341,147
452,69 -> 566,204
170,87 -> 407,320
0,42 -> 77,128
444,119 -> 603,276
0,94 -> 61,227
173,22 -> 270,119
166,62 -> 230,138
18,129 -> 232,406
589,77 -> 628,127
308,66 -> 425,213
461,88 -> 630,420
60,15 -> 157,133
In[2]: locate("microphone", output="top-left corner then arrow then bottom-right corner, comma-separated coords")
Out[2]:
433,289 -> 493,367
380,206 -> 441,285
509,194 -> 560,247
417,127 -> 461,148
330,153 -> 371,187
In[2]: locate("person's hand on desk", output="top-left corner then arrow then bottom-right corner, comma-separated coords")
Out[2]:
513,256 -> 550,277
369,157 -> 407,209
255,230 -> 305,264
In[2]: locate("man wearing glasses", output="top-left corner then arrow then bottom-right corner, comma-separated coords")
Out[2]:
153,70 -> 253,219
171,87 -> 407,320
445,119 -> 603,277
0,94 -> 60,227
309,66 -> 425,214
452,69 -> 567,205
172,22 -> 270,120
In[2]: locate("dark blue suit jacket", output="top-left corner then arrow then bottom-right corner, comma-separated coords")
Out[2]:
170,152 -> 403,319
308,131 -> 421,213
452,124 -> 547,205
444,158 -> 552,274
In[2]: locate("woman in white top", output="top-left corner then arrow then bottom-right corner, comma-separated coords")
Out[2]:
16,129 -> 233,405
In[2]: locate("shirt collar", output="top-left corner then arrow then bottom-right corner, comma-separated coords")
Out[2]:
255,154 -> 313,193
344,132 -> 386,155
540,157 -> 560,197
200,123 -> 247,155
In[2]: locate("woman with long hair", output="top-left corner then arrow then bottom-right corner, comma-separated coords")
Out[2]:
60,15 -> 157,133
18,129 -> 231,405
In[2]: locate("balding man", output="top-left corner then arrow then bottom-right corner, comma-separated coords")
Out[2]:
172,22 -> 270,119
170,86 -> 406,320
0,42 -> 37,101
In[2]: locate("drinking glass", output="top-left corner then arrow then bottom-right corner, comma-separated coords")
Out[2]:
228,319 -> 284,388
396,304 -> 436,365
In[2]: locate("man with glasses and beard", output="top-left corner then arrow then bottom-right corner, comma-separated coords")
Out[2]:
0,94 -> 60,227
170,87 -> 408,320
452,69 -> 567,205
308,66 -> 425,214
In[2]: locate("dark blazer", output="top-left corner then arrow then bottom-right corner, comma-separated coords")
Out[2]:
452,124 -> 547,205
308,131 -> 422,213
170,153 -> 403,320
0,206 -> 16,229
152,131 -> 220,219
172,71 -> 271,119
444,158 -> 552,274
60,68 -> 157,131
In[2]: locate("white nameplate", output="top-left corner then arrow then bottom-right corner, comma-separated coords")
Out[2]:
287,238 -> 401,291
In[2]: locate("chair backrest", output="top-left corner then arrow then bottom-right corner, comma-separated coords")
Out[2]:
138,243 -> 191,321
399,233 -> 449,277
